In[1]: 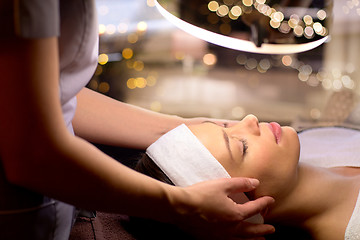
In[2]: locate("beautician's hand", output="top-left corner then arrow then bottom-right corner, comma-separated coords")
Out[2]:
171,177 -> 275,240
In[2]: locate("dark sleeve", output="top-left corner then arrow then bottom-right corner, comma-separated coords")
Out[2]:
0,0 -> 60,39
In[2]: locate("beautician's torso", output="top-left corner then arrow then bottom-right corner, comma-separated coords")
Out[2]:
0,0 -> 98,239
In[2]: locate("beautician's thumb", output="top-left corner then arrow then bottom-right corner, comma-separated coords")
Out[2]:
226,177 -> 260,193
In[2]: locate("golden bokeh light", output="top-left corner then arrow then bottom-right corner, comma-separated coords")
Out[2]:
217,5 -> 229,17
313,22 -> 323,33
293,25 -> 304,37
122,48 -> 134,60
133,60 -> 145,72
127,78 -> 136,89
174,51 -> 185,60
137,21 -> 148,32
242,0 -> 253,7
88,79 -> 99,90
270,19 -> 281,28
126,59 -> 135,69
265,8 -> 276,17
98,82 -> 110,93
303,15 -> 313,25
230,5 -> 242,17
317,9 -> 327,20
147,0 -> 156,7
146,75 -> 157,87
219,23 -> 232,34
135,77 -> 147,88
203,53 -> 217,66
99,24 -> 106,35
271,11 -> 284,22
298,72 -> 309,82
208,1 -> 219,12
98,53 -> 109,65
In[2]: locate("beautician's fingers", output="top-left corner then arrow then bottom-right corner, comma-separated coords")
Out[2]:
224,177 -> 263,194
236,196 -> 275,220
230,237 -> 266,240
233,221 -> 275,238
177,178 -> 275,240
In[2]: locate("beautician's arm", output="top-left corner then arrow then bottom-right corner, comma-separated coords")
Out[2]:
73,87 -> 185,149
73,87 -> 236,149
0,37 -> 274,239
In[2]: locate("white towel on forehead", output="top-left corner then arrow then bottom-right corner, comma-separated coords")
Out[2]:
146,124 -> 263,223
146,124 -> 230,187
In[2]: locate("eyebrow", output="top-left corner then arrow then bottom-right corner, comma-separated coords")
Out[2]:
201,121 -> 234,160
222,129 -> 234,161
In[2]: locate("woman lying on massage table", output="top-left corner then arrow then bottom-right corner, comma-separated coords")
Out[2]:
135,114 -> 360,240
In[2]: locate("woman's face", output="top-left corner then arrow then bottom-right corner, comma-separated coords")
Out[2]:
188,114 -> 300,199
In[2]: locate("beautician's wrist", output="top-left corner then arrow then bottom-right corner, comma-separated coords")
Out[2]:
161,185 -> 194,225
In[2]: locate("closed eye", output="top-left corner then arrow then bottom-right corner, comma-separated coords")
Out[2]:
240,138 -> 248,155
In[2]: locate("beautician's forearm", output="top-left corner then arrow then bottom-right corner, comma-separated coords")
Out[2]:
73,88 -> 185,149
5,129 -> 180,222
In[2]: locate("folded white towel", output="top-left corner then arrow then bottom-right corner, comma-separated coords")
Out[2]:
299,127 -> 360,239
299,127 -> 360,168
345,190 -> 360,240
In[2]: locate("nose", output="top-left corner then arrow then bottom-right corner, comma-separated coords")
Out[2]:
239,114 -> 260,135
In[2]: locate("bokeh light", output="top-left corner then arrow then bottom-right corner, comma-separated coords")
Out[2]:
98,53 -> 109,65
203,53 -> 217,66
137,21 -> 148,32
281,55 -> 292,66
122,48 -> 134,59
150,101 -> 162,112
98,82 -> 110,93
232,106 -> 245,119
208,1 -> 219,12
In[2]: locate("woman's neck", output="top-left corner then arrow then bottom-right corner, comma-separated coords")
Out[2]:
265,163 -> 360,240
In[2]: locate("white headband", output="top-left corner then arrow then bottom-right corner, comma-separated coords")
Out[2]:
146,124 -> 263,223
146,124 -> 230,187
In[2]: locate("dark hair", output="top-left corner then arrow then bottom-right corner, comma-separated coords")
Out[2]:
125,153 -> 194,240
135,153 -> 174,185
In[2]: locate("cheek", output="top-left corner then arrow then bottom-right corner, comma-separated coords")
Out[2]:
244,148 -> 297,198
239,151 -> 271,179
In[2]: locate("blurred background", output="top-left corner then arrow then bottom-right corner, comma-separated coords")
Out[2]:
91,0 -> 360,125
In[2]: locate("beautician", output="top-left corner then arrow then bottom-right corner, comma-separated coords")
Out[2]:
0,1 -> 275,239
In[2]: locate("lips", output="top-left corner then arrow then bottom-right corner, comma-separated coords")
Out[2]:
267,122 -> 282,144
